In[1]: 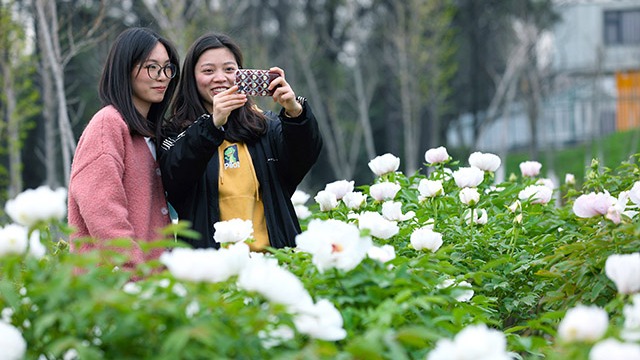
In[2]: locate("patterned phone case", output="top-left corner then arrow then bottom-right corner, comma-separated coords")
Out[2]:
235,69 -> 280,96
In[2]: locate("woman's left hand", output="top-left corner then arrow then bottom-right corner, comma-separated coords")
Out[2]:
269,67 -> 303,118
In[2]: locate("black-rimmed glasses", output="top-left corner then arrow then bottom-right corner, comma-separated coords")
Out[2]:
142,63 -> 177,80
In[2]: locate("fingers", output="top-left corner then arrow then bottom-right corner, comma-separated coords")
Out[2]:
212,85 -> 247,123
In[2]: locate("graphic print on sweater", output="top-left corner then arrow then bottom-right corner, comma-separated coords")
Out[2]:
224,144 -> 240,169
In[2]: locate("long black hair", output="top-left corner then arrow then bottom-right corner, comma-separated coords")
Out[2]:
98,27 -> 180,141
168,32 -> 267,143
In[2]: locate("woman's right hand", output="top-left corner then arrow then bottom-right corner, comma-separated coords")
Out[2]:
211,85 -> 247,129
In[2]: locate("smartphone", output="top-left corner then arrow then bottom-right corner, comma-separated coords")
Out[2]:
234,69 -> 280,96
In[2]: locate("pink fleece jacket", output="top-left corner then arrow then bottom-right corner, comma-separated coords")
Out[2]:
68,105 -> 170,266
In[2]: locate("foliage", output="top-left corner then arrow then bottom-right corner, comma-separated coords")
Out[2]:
2,152 -> 640,359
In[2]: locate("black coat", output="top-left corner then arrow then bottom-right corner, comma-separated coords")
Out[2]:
158,103 -> 322,249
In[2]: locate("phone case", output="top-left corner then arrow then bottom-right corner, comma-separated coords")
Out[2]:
235,69 -> 280,96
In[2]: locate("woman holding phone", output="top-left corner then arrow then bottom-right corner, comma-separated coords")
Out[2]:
68,27 -> 180,268
159,32 -> 322,252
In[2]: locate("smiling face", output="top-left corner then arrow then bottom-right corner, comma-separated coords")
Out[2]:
194,47 -> 239,113
131,42 -> 173,118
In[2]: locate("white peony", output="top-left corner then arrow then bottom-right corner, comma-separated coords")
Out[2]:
314,190 -> 338,211
605,253 -> 640,294
296,219 -> 372,273
342,191 -> 367,210
622,294 -> 640,342
410,227 -> 443,252
557,305 -> 609,342
237,255 -> 314,312
368,153 -> 400,177
418,179 -> 444,200
0,321 -> 27,360
357,211 -> 399,239
427,323 -> 511,360
5,185 -> 67,227
213,218 -> 254,244
519,160 -> 542,177
381,201 -> 415,221
518,185 -> 553,205
291,190 -> 311,205
160,243 -> 250,283
589,338 -> 640,360
468,152 -> 501,172
452,166 -> 484,188
324,180 -> 355,200
293,299 -> 347,341
459,187 -> 480,206
424,146 -> 450,165
367,244 -> 396,263
369,182 -> 401,201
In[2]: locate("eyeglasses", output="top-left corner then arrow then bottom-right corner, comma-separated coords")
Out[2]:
142,63 -> 177,80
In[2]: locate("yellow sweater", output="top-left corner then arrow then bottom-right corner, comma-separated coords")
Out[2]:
218,140 -> 269,251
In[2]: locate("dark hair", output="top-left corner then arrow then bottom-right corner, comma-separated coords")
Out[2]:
99,27 -> 180,140
167,32 -> 267,143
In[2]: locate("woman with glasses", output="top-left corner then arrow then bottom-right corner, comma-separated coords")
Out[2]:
159,32 -> 322,251
68,27 -> 180,269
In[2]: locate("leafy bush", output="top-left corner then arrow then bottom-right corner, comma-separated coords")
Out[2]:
1,151 -> 640,359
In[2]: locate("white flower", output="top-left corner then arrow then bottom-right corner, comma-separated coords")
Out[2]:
622,294 -> 640,342
468,152 -> 501,172
589,338 -> 640,360
508,200 -> 521,213
122,282 -> 141,295
324,180 -> 355,200
296,219 -> 372,273
63,349 -> 79,360
293,299 -> 347,341
367,244 -> 396,263
557,305 -> 609,343
369,182 -> 401,201
518,185 -> 553,205
213,218 -> 253,244
459,187 -> 480,206
0,321 -> 27,360
291,190 -> 311,205
452,167 -> 484,188
605,253 -> 640,294
424,146 -> 450,165
606,191 -> 630,224
464,208 -> 488,225
573,192 -> 616,218
294,204 -> 312,220
438,279 -> 475,302
368,153 -> 400,177
629,181 -> 640,206
381,201 -> 415,221
314,190 -> 338,211
357,211 -> 399,239
427,323 -> 510,360
536,178 -> 556,190
418,179 -> 444,200
185,300 -> 200,318
519,161 -> 542,177
237,255 -> 314,312
342,191 -> 367,210
5,186 -> 67,227
410,227 -> 443,252
259,325 -> 295,349
0,224 -> 44,258
160,243 -> 250,283
565,173 -> 576,185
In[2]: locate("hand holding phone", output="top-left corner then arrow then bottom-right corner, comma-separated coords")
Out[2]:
235,69 -> 281,96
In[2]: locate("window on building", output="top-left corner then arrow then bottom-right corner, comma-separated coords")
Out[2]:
604,8 -> 640,45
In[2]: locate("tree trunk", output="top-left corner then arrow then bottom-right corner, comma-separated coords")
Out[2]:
35,0 -> 76,186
